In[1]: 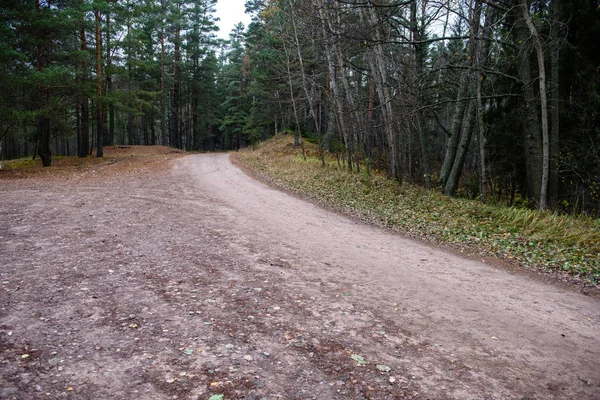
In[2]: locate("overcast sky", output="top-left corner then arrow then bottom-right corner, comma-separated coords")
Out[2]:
214,0 -> 253,39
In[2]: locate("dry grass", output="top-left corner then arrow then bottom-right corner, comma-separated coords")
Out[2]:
236,135 -> 600,283
0,146 -> 185,182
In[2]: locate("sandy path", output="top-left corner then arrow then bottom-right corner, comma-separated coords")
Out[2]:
1,152 -> 598,399
178,154 -> 600,397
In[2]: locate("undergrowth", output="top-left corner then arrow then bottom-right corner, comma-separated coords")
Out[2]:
235,134 -> 600,284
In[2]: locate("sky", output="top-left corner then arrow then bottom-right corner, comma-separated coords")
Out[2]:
213,0 -> 253,39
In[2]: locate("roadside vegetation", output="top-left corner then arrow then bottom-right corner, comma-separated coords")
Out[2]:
235,135 -> 600,285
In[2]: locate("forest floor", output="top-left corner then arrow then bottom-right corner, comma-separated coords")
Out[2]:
1,147 -> 599,399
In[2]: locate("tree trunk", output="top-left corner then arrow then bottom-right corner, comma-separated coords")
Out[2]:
37,105 -> 51,167
318,3 -> 350,170
171,27 -> 181,149
78,18 -> 89,158
441,0 -> 496,197
366,74 -> 374,161
439,70 -> 470,188
337,46 -> 360,173
36,0 -> 51,167
160,1 -> 167,146
515,4 -> 543,206
127,113 -> 134,145
476,73 -> 487,203
549,0 -> 561,205
361,5 -> 401,182
444,96 -> 476,196
520,0 -> 549,210
105,10 -> 114,147
324,1 -> 364,172
150,111 -> 156,145
281,36 -> 303,155
410,0 -> 430,188
327,44 -> 351,171
475,5 -> 499,202
94,10 -> 103,158
439,0 -> 483,189
192,80 -> 199,150
289,0 -> 320,138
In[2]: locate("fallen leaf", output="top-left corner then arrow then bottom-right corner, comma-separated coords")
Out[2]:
21,354 -> 30,359
184,348 -> 194,356
376,364 -> 391,373
210,381 -> 220,387
350,354 -> 366,365
66,387 -> 73,391
208,395 -> 224,400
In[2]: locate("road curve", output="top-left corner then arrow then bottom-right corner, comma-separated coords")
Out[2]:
174,153 -> 600,398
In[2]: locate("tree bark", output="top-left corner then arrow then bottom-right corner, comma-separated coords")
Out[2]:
441,0 -> 495,197
475,5 -> 499,203
36,0 -> 51,167
444,96 -> 476,196
94,10 -> 103,158
78,13 -> 89,158
327,5 -> 364,173
515,2 -> 543,206
105,10 -> 114,147
289,0 -> 321,138
549,0 -> 561,205
318,2 -> 351,170
439,0 -> 483,189
365,74 -> 375,172
410,0 -> 430,188
520,0 -> 549,210
476,73 -> 487,203
362,5 -> 401,182
281,34 -> 303,155
439,70 -> 470,188
160,0 -> 167,146
171,25 -> 181,149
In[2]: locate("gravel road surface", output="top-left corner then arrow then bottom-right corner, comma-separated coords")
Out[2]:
1,152 -> 598,399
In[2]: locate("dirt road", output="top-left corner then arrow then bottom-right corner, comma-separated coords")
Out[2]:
1,153 -> 599,399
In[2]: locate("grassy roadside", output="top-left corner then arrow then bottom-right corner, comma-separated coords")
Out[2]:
234,134 -> 600,285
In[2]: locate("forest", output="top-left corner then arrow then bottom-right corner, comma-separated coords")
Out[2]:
1,0 -> 599,215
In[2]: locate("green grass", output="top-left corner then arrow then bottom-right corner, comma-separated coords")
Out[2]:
235,134 -> 600,283
1,158 -> 40,170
